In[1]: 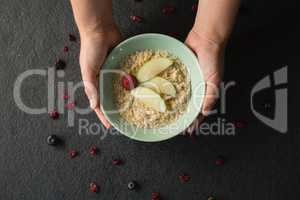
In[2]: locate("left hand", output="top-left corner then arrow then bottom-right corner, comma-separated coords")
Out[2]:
185,29 -> 225,134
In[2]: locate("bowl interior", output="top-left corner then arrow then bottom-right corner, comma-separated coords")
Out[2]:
100,33 -> 205,142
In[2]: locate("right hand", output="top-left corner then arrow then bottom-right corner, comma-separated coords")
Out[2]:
79,26 -> 121,129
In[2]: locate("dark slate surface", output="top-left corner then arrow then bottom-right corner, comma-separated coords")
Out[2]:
0,0 -> 299,199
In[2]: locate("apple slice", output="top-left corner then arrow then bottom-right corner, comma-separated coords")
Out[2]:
141,77 -> 176,97
136,58 -> 173,82
131,86 -> 166,112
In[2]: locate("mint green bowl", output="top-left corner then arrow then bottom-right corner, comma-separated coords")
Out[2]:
100,33 -> 205,142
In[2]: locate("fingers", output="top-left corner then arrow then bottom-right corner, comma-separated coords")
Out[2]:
187,115 -> 205,134
94,107 -> 111,129
202,72 -> 220,116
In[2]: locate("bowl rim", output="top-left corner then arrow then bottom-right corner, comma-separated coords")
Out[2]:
100,33 -> 205,142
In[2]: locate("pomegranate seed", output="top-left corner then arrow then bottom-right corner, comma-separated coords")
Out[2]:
89,145 -> 98,156
179,174 -> 190,183
152,192 -> 160,200
121,74 -> 138,90
215,156 -> 225,166
63,46 -> 69,53
49,110 -> 59,119
192,3 -> 198,12
89,182 -> 99,193
69,149 -> 78,158
130,15 -> 142,23
69,34 -> 77,42
55,59 -> 66,70
65,101 -> 76,109
112,159 -> 122,166
162,5 -> 175,15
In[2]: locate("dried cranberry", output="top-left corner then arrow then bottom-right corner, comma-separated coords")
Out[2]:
49,110 -> 59,119
69,34 -> 77,42
55,59 -> 66,70
215,156 -> 225,166
121,74 -> 138,90
130,15 -> 142,23
65,101 -> 76,109
152,192 -> 160,200
179,174 -> 190,183
89,145 -> 98,156
69,149 -> 78,158
112,159 -> 122,166
162,5 -> 175,15
192,3 -> 198,13
63,46 -> 69,53
89,182 -> 99,193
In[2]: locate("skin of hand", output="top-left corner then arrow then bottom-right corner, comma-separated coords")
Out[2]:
185,0 -> 240,134
70,0 -> 121,129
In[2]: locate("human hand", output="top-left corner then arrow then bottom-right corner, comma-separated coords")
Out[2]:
185,29 -> 225,134
79,27 -> 121,129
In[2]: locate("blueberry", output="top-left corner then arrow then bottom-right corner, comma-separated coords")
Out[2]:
47,135 -> 59,145
127,181 -> 137,190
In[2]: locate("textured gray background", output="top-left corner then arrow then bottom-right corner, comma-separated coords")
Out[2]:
0,0 -> 299,199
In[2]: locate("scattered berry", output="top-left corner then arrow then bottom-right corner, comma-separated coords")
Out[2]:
63,94 -> 69,100
89,145 -> 98,156
49,110 -> 59,119
63,46 -> 69,53
192,3 -> 198,12
215,156 -> 225,166
55,59 -> 66,70
112,159 -> 122,166
65,101 -> 76,109
234,121 -> 246,128
69,34 -> 77,42
46,135 -> 59,145
121,74 -> 138,90
178,174 -> 190,183
69,149 -> 78,158
162,4 -> 175,15
127,181 -> 137,190
152,192 -> 161,200
89,182 -> 99,193
130,15 -> 142,23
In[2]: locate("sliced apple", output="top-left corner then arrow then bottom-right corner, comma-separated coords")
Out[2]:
136,58 -> 173,82
131,86 -> 166,112
141,77 -> 176,97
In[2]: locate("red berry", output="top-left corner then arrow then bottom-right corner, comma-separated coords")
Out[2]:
130,15 -> 142,23
69,149 -> 77,158
89,145 -> 98,156
69,34 -> 77,42
89,182 -> 99,193
112,159 -> 122,166
121,74 -> 138,90
63,94 -> 69,100
215,156 -> 225,166
192,3 -> 198,12
162,5 -> 175,15
178,174 -> 190,183
49,110 -> 59,119
152,192 -> 160,200
234,121 -> 246,128
65,101 -> 76,109
63,46 -> 69,53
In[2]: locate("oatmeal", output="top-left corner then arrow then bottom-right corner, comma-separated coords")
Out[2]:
113,50 -> 191,128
